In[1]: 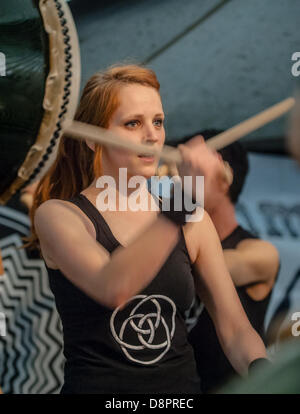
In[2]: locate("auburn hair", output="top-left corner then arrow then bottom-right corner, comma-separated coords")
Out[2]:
23,64 -> 160,251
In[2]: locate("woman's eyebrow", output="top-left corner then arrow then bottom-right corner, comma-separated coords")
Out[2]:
123,114 -> 143,119
122,112 -> 165,120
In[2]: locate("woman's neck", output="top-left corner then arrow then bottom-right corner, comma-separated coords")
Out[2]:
87,172 -> 152,212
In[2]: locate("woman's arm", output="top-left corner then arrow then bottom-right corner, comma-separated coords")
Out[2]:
35,199 -> 180,309
184,212 -> 267,376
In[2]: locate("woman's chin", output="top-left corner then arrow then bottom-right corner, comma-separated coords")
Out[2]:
129,163 -> 158,179
140,165 -> 157,178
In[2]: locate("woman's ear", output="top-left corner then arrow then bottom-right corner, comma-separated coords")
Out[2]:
85,139 -> 95,152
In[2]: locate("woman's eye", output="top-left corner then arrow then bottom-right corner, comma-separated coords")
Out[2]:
125,120 -> 139,128
154,119 -> 163,127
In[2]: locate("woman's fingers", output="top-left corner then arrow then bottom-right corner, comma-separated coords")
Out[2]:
184,135 -> 205,148
177,135 -> 231,202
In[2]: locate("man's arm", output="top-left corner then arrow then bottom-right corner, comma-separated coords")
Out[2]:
223,239 -> 279,287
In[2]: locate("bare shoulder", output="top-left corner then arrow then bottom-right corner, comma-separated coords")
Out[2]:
35,198 -> 69,219
34,199 -> 97,269
34,198 -> 96,239
33,197 -> 111,287
237,238 -> 279,261
183,209 -> 217,264
35,198 -> 79,220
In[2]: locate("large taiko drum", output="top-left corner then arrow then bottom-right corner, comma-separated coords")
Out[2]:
0,0 -> 81,205
0,0 -> 81,393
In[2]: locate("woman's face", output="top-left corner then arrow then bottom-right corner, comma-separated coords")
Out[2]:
103,83 -> 165,179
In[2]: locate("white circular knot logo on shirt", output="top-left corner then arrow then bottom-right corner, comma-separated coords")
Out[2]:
110,294 -> 176,365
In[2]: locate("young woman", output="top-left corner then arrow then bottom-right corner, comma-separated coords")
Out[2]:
26,64 -> 267,394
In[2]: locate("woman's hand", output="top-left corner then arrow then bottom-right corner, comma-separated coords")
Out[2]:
177,136 -> 228,202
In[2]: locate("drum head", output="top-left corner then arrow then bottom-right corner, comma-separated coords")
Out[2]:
0,0 -> 80,204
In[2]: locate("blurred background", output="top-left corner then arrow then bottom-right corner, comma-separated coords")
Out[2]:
0,0 -> 300,393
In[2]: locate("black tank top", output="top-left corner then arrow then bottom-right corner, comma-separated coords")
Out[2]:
188,225 -> 273,393
46,193 -> 201,394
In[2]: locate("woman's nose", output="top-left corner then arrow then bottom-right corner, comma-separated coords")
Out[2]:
143,126 -> 159,144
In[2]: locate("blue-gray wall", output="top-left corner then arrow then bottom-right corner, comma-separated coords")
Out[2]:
70,0 -> 300,143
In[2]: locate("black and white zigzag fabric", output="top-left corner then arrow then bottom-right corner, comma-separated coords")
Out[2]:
0,205 -> 64,394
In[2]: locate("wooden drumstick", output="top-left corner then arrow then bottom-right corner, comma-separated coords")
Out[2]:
19,181 -> 39,211
157,97 -> 295,177
64,97 -> 295,164
205,97 -> 295,150
288,95 -> 300,164
19,193 -> 34,211
64,120 -> 182,164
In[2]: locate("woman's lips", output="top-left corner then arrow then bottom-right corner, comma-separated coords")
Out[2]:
138,154 -> 155,163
